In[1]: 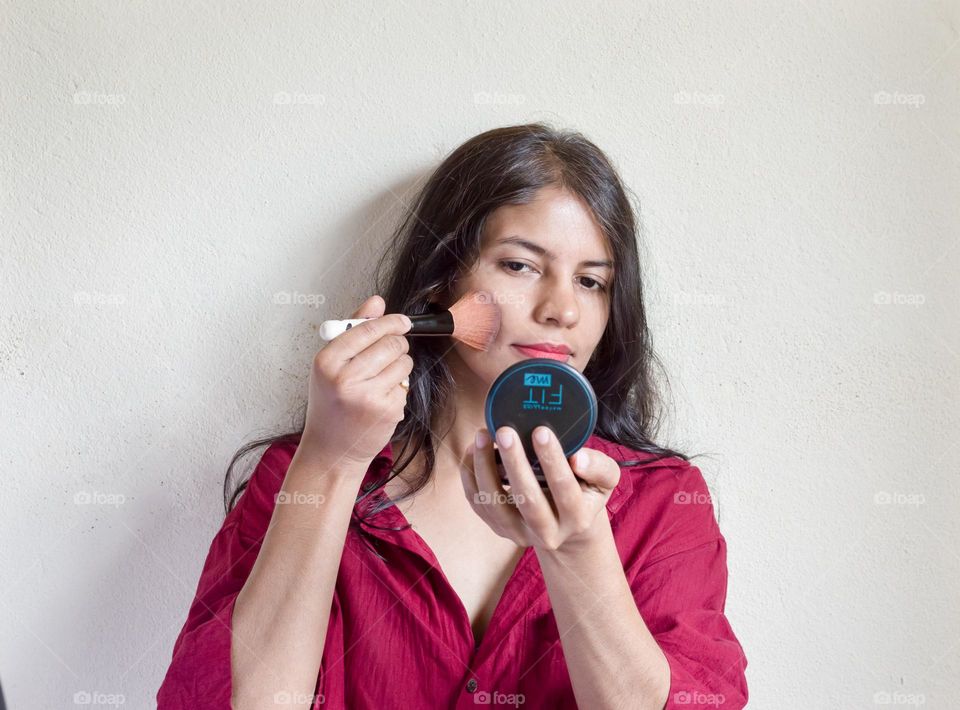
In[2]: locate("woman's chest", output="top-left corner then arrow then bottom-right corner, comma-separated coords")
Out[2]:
398,492 -> 525,642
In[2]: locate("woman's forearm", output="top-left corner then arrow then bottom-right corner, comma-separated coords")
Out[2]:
230,447 -> 367,709
536,514 -> 671,710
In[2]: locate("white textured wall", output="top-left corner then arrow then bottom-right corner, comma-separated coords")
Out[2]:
3,1 -> 958,708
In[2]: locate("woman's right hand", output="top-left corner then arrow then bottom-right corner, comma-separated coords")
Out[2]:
299,294 -> 414,473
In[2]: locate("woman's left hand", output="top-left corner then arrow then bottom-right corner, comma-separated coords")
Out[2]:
459,425 -> 621,553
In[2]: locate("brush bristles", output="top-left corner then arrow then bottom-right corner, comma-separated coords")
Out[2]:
447,290 -> 502,351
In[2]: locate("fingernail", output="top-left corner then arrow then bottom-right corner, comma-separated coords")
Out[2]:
476,430 -> 489,448
402,315 -> 413,330
574,450 -> 588,467
534,427 -> 550,445
497,428 -> 514,450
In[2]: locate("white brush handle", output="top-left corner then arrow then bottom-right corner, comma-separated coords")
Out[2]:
319,317 -> 374,341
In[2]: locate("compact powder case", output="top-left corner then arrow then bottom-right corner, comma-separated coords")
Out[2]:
484,358 -> 598,486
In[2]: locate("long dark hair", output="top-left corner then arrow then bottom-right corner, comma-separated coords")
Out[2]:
224,123 -> 694,555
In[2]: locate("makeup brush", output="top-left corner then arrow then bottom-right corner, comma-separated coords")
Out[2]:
319,289 -> 502,351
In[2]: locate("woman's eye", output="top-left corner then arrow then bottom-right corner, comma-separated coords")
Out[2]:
498,260 -> 607,292
499,260 -> 532,274
580,277 -> 607,292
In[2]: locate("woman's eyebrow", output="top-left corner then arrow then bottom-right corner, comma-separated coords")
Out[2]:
494,235 -> 614,269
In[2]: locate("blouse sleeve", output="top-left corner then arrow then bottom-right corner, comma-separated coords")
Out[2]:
633,537 -> 749,709
156,441 -> 298,709
628,466 -> 749,709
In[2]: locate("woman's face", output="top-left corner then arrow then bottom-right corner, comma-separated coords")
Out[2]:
444,185 -> 615,397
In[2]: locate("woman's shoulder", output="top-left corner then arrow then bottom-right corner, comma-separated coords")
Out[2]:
226,437 -> 302,534
587,433 -> 722,564
587,432 -> 704,494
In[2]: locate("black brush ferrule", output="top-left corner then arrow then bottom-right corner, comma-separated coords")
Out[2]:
407,310 -> 454,335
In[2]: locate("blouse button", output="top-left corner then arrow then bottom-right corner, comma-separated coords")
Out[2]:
465,678 -> 478,693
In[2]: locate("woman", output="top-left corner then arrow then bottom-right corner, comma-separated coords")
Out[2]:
157,124 -> 748,709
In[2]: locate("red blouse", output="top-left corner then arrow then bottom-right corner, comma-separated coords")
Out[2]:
157,434 -> 748,708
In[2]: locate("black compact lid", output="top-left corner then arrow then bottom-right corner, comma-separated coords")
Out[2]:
484,358 -> 598,483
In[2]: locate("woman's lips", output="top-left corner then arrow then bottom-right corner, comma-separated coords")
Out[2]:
512,345 -> 571,362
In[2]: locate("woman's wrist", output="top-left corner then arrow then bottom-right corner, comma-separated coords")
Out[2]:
289,441 -> 371,484
261,447 -> 369,535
